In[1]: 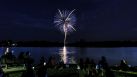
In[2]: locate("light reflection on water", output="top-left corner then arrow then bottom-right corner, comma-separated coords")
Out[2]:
59,46 -> 76,64
1,47 -> 137,66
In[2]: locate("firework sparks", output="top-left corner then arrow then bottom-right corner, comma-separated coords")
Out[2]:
54,9 -> 76,46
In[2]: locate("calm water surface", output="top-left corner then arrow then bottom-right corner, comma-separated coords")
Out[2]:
0,47 -> 137,66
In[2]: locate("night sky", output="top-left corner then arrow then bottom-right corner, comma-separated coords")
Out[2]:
0,0 -> 137,42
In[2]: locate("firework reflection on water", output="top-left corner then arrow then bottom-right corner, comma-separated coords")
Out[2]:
59,46 -> 76,64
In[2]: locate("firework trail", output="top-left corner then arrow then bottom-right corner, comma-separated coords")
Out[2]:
54,9 -> 76,46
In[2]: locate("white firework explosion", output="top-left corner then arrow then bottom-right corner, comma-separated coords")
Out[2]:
54,9 -> 76,46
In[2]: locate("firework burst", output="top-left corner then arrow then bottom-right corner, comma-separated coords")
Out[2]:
54,9 -> 76,46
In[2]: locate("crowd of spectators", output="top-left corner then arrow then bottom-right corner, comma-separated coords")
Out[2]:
0,50 -> 131,77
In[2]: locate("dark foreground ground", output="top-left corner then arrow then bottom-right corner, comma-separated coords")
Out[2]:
2,65 -> 137,77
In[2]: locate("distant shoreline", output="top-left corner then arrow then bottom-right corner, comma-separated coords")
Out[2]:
1,40 -> 137,47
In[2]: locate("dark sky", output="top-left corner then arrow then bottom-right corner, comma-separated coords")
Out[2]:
0,0 -> 137,42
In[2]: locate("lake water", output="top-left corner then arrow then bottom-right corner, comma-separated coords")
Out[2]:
0,47 -> 137,66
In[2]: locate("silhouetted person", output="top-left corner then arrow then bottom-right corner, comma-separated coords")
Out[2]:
21,64 -> 35,77
79,58 -> 84,70
90,59 -> 96,68
99,56 -> 115,77
4,50 -> 16,67
21,51 -> 35,77
18,52 -> 25,64
99,56 -> 108,69
37,56 -> 47,77
47,56 -> 56,68
58,58 -> 64,69
24,51 -> 34,65
85,57 -> 90,64
120,59 -> 128,71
